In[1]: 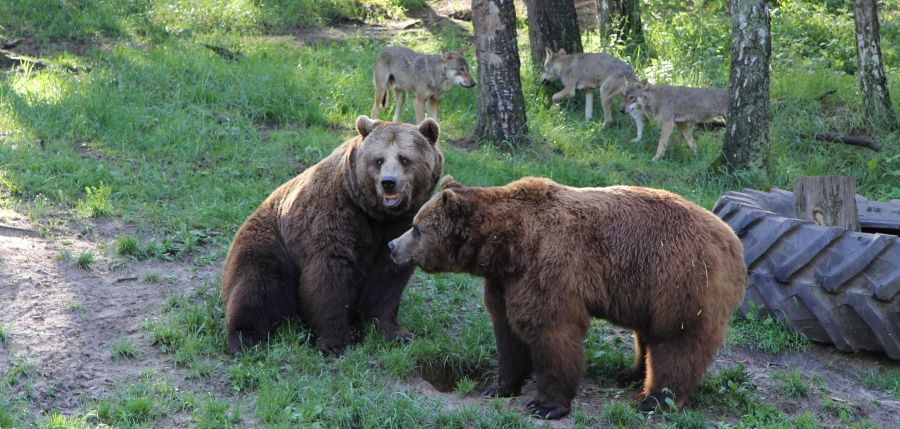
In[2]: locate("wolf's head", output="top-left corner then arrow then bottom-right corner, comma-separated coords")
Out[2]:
540,48 -> 568,85
620,79 -> 651,115
440,49 -> 476,88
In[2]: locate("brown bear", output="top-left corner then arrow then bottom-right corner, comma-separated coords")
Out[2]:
222,115 -> 443,355
388,176 -> 746,419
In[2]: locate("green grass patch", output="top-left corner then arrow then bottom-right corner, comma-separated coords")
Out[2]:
858,365 -> 900,399
726,304 -> 809,354
0,323 -> 8,342
76,251 -> 95,270
600,400 -> 644,429
774,369 -> 813,398
110,337 -> 139,360
693,364 -> 757,412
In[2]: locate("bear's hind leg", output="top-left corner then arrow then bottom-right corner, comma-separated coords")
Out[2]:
640,327 -> 721,411
525,321 -> 588,420
299,262 -> 359,355
482,280 -> 533,398
223,247 -> 298,355
615,330 -> 647,386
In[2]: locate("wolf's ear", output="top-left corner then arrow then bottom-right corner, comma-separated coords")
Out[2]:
441,48 -> 453,60
417,118 -> 440,146
439,175 -> 462,190
356,115 -> 378,138
557,48 -> 566,55
640,78 -> 649,88
544,47 -> 554,59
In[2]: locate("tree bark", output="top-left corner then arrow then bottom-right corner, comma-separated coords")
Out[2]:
793,176 -> 861,232
853,0 -> 897,131
720,0 -> 770,173
472,0 -> 529,146
594,0 -> 644,47
525,0 -> 583,68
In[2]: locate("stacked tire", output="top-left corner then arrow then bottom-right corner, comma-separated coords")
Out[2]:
714,188 -> 900,360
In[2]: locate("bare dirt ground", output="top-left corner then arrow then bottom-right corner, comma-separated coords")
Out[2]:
0,207 -> 220,419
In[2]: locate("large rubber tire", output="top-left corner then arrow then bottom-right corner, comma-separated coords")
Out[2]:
713,188 -> 900,360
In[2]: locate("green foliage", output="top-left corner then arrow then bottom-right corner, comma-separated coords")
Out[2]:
858,365 -> 900,399
726,304 -> 809,354
600,400 -> 644,429
693,364 -> 757,412
76,251 -> 95,270
110,337 -> 139,360
775,369 -> 812,397
0,323 -> 8,342
585,325 -> 632,381
75,183 -> 114,218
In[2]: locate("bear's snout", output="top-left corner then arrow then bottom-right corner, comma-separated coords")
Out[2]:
388,240 -> 397,251
381,176 -> 397,191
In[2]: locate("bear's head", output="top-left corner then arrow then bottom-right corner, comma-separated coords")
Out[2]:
388,176 -> 492,273
344,115 -> 443,219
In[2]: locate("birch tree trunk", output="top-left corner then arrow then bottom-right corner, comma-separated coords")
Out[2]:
525,0 -> 583,68
472,0 -> 529,146
853,0 -> 897,131
720,0 -> 770,172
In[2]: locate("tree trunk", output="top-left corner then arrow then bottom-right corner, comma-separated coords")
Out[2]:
720,0 -> 770,172
853,0 -> 897,131
472,0 -> 528,146
793,176 -> 861,232
525,0 -> 583,68
595,0 -> 644,47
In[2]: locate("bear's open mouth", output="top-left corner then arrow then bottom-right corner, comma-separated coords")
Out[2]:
383,193 -> 403,208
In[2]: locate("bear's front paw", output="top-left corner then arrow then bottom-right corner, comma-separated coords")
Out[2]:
614,366 -> 645,386
482,385 -> 520,398
526,399 -> 570,420
637,390 -> 677,412
317,337 -> 354,356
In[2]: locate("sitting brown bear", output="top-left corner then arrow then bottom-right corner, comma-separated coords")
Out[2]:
389,176 -> 746,418
222,116 -> 443,355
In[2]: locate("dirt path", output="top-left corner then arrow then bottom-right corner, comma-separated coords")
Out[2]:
0,208 -> 218,415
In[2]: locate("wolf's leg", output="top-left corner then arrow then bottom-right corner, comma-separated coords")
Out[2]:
584,90 -> 593,121
551,83 -> 577,103
426,97 -> 440,122
413,96 -> 426,124
372,78 -> 386,119
393,91 -> 405,122
652,119 -> 675,161
676,122 -> 697,153
629,110 -> 644,143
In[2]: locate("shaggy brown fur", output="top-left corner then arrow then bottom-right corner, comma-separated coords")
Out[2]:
389,177 -> 746,418
222,116 -> 443,355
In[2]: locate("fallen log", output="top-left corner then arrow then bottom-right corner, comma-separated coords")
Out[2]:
798,131 -> 881,151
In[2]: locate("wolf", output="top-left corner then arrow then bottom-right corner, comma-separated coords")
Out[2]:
620,80 -> 729,161
371,46 -> 476,124
539,48 -> 637,124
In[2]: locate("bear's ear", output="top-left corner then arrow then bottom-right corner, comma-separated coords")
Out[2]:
417,118 -> 440,146
356,115 -> 378,138
439,175 -> 462,190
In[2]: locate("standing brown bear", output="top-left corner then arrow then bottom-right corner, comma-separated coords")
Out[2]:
222,116 -> 443,355
389,177 -> 746,419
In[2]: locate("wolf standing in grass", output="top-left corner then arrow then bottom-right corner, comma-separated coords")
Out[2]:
539,48 -> 637,125
371,46 -> 476,124
621,80 -> 729,161
222,116 -> 443,355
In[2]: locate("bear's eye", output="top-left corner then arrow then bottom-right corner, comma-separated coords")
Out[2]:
399,156 -> 410,166
375,158 -> 384,166
412,225 -> 421,237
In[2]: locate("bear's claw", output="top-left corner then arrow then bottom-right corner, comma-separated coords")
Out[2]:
482,385 -> 520,398
526,400 -> 569,420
